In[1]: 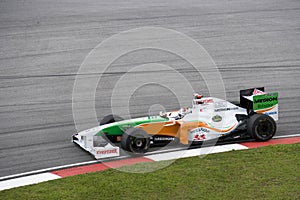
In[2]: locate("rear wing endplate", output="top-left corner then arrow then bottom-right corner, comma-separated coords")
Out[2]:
240,87 -> 278,121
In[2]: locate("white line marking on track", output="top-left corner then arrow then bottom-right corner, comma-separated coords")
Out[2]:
0,160 -> 98,181
145,144 -> 248,161
0,173 -> 61,191
145,147 -> 186,155
0,156 -> 129,181
273,134 -> 300,139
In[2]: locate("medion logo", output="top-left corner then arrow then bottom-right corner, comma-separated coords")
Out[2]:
254,96 -> 278,104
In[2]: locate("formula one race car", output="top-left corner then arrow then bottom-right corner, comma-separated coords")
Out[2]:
72,87 -> 278,159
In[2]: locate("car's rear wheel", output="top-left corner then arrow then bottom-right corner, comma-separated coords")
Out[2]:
247,114 -> 276,141
121,128 -> 150,154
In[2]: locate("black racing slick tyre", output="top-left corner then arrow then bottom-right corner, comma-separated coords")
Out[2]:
121,128 -> 150,154
100,114 -> 123,125
247,114 -> 276,141
100,115 -> 124,143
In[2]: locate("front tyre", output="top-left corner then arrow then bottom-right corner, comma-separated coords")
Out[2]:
247,114 -> 276,141
100,114 -> 123,125
121,128 -> 150,154
100,114 -> 124,143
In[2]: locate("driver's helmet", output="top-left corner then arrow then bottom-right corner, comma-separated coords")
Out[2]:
193,93 -> 203,99
193,93 -> 204,106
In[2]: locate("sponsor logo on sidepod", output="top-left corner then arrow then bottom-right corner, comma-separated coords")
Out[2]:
191,127 -> 210,134
153,137 -> 175,141
212,115 -> 222,122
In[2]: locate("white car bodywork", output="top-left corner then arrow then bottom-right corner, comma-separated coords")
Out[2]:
163,97 -> 248,142
73,88 -> 278,159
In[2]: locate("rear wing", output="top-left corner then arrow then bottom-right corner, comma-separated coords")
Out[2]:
240,87 -> 278,121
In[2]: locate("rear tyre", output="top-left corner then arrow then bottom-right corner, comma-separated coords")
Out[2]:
121,128 -> 150,154
247,114 -> 276,141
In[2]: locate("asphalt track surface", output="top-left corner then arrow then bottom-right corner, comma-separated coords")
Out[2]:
0,0 -> 299,177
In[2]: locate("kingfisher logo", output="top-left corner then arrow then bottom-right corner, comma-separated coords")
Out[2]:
254,96 -> 278,104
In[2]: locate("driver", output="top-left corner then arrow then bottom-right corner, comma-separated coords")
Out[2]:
177,107 -> 190,119
160,107 -> 190,120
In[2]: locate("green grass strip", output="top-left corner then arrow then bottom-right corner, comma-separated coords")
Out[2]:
1,143 -> 299,200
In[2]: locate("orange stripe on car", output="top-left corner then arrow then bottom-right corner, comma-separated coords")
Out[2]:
256,105 -> 276,114
138,121 -> 236,144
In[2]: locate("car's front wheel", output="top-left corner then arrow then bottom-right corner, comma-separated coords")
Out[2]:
121,128 -> 150,154
247,114 -> 276,141
100,114 -> 123,125
100,114 -> 124,143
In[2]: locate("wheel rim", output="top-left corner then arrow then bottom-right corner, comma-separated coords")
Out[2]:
256,118 -> 274,138
130,136 -> 148,153
135,139 -> 143,147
